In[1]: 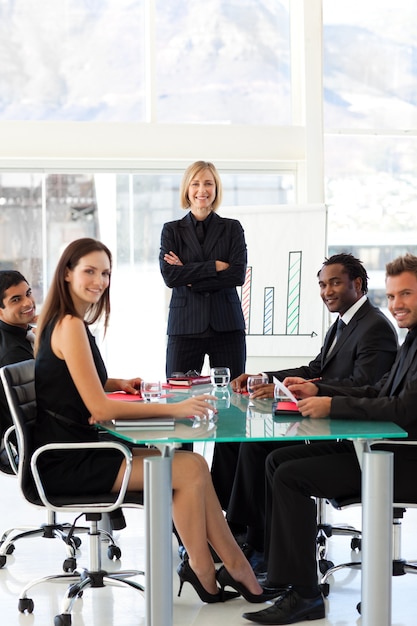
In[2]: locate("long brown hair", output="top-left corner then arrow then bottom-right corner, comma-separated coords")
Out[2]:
35,238 -> 112,352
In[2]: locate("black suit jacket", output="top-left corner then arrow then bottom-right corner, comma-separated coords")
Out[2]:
267,299 -> 398,387
159,212 -> 247,335
0,320 -> 34,438
317,332 -> 417,440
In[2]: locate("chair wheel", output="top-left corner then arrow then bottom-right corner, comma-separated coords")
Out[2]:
18,597 -> 34,613
5,543 -> 15,555
72,536 -> 82,549
63,557 -> 77,572
107,545 -> 122,560
351,537 -> 361,551
54,614 -> 72,626
0,555 -> 7,568
319,583 -> 330,597
356,601 -> 361,614
318,559 -> 334,574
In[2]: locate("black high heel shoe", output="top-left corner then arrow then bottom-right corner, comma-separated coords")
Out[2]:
216,565 -> 282,603
177,560 -> 240,604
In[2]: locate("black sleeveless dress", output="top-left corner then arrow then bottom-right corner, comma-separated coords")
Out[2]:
33,320 -> 123,496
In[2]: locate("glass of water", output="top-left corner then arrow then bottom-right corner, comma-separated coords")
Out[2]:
247,374 -> 269,395
140,380 -> 162,402
210,367 -> 231,387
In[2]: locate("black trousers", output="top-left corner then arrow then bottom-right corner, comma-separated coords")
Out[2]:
264,440 -> 417,587
211,440 -> 297,532
165,330 -> 246,380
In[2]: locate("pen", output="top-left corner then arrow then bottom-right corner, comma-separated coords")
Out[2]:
299,377 -> 322,384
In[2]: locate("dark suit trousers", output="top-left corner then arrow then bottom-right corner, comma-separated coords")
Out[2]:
264,441 -> 360,586
213,440 -> 297,537
264,440 -> 417,587
165,330 -> 246,380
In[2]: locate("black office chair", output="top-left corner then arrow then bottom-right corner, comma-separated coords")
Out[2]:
316,496 -> 361,575
319,441 -> 417,600
0,423 -> 85,571
0,360 -> 145,626
1,399 -> 122,571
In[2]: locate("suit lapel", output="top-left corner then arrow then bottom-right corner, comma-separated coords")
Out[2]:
321,322 -> 338,366
203,213 -> 225,256
179,213 -> 204,259
387,337 -> 417,395
322,301 -> 372,366
330,316 -> 356,357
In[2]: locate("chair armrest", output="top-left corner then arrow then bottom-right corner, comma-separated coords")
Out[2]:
3,425 -> 18,475
31,440 -> 133,513
370,440 -> 417,448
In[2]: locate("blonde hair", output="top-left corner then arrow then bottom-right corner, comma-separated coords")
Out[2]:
179,161 -> 223,211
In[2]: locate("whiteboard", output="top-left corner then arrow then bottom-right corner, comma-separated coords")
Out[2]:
220,204 -> 327,358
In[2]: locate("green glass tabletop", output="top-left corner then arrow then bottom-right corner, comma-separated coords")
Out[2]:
101,385 -> 407,445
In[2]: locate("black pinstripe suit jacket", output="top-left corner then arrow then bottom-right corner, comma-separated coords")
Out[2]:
159,211 -> 247,335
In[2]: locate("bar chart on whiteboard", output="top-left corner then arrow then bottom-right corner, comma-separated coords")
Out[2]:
223,204 -> 327,359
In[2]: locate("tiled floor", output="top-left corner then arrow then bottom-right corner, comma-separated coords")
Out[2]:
1,468 -> 417,626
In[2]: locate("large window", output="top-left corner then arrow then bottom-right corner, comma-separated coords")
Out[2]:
323,0 -> 417,322
0,1 -> 146,121
323,1 -> 417,129
0,170 -> 295,376
156,0 -> 291,124
0,0 -> 291,125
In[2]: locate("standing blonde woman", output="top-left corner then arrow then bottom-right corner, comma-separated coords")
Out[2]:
160,160 -> 247,382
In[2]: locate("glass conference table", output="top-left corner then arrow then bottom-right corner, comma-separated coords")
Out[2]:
101,387 -> 407,626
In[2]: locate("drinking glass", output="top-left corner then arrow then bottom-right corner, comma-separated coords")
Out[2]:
211,386 -> 231,410
210,367 -> 231,387
247,374 -> 269,396
140,380 -> 162,402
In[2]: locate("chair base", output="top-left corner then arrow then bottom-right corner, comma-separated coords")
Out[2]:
320,559 -> 417,597
0,522 -> 122,571
18,567 -> 145,625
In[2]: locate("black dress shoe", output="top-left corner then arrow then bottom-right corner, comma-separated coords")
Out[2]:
242,587 -> 325,624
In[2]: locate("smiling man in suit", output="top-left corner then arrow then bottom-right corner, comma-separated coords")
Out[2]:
211,253 -> 398,566
0,270 -> 36,473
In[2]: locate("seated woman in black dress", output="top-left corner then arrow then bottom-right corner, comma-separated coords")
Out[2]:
33,237 -> 271,605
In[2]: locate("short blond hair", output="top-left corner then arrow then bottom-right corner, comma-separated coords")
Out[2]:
180,161 -> 223,211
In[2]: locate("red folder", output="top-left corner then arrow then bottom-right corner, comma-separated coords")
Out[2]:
273,401 -> 300,414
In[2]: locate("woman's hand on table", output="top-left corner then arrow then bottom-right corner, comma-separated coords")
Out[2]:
174,395 -> 217,419
105,377 -> 142,394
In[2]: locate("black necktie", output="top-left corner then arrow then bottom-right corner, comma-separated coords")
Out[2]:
195,220 -> 205,244
325,318 -> 346,360
390,330 -> 416,393
335,318 -> 346,341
